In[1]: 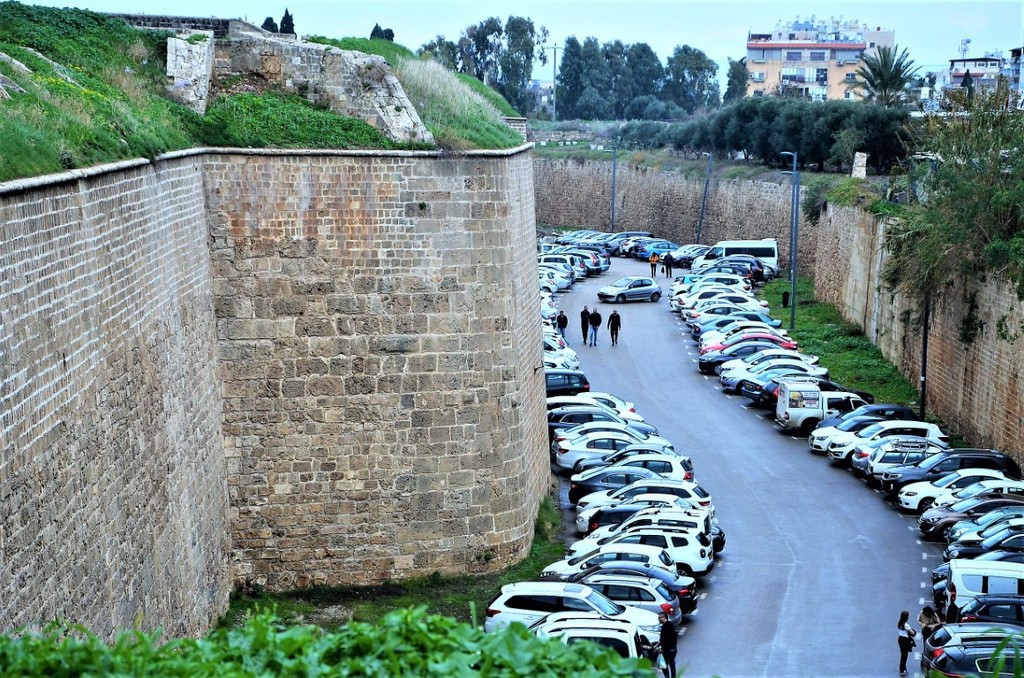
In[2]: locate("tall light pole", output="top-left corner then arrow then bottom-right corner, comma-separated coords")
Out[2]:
544,45 -> 560,121
603,136 -> 619,231
780,151 -> 800,330
696,152 -> 713,244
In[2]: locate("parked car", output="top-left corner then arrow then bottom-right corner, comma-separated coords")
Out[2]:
547,395 -> 644,422
944,523 -> 1024,561
700,332 -> 798,355
529,612 -> 654,660
697,340 -> 785,374
957,594 -> 1024,626
552,431 -> 672,472
586,505 -> 713,541
484,581 -> 662,643
817,403 -> 917,430
545,368 -> 590,397
574,573 -> 684,625
576,449 -> 694,478
577,504 -> 701,537
936,479 -> 1024,510
566,466 -> 665,505
542,543 -> 677,578
597,276 -> 662,303
548,405 -> 658,442
855,437 -> 948,483
562,562 -> 699,614
575,478 -> 712,514
932,551 -> 1024,588
720,359 -> 828,393
918,497 -> 1024,541
826,420 -> 948,467
882,449 -> 1023,496
567,528 -> 714,577
899,469 -> 1012,513
920,623 -> 1024,677
716,348 -> 818,375
690,312 -> 782,338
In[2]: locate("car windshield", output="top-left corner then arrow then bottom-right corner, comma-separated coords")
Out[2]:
949,497 -> 988,512
857,423 -> 886,438
586,590 -> 626,615
608,278 -> 634,289
837,418 -> 875,432
981,527 -> 1019,550
568,549 -> 601,566
953,483 -> 995,501
934,472 -> 966,489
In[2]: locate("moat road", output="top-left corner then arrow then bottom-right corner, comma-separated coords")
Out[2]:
552,256 -> 943,678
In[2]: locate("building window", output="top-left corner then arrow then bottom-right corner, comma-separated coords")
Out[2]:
844,91 -> 852,99
786,51 -> 802,62
869,41 -> 875,48
750,71 -> 766,83
845,73 -> 857,82
809,51 -> 826,62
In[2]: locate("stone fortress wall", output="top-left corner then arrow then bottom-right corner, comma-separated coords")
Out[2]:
0,144 -> 546,637
0,157 -> 230,639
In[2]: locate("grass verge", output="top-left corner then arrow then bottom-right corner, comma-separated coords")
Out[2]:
761,277 -> 920,407
220,496 -> 565,629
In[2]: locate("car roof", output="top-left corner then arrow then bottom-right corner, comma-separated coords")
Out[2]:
502,581 -> 591,594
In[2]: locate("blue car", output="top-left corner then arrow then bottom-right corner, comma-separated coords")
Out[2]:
635,241 -> 681,260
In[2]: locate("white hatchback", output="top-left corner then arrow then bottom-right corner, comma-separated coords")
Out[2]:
565,527 -> 714,577
898,469 -> 1010,513
542,543 -> 677,579
827,420 -> 949,465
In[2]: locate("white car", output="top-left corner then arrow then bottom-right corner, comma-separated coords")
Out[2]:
685,294 -> 768,315
898,469 -> 1011,513
827,420 -> 950,465
539,276 -> 558,294
539,268 -> 571,290
565,527 -> 714,576
575,456 -> 701,493
576,478 -> 712,514
575,495 -> 696,534
575,446 -> 694,476
484,581 -> 662,644
588,506 -> 712,541
542,543 -> 677,578
553,431 -> 674,472
530,613 -> 650,658
701,322 -> 791,349
543,352 -> 576,370
719,359 -> 828,392
807,416 -> 885,453
717,348 -> 818,375
547,393 -> 644,422
935,479 -> 1024,508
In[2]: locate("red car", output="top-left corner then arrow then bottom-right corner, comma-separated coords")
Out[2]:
699,333 -> 798,355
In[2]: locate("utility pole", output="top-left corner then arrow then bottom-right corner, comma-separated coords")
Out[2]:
544,45 -> 560,121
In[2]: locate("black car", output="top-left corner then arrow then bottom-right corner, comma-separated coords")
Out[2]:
882,449 -> 1022,496
945,524 -> 1024,561
959,594 -> 1024,627
697,341 -> 780,374
545,368 -> 590,397
919,496 -> 1024,541
547,405 -> 658,442
580,504 -> 666,535
921,623 -> 1024,676
567,467 -> 663,505
818,403 -> 916,430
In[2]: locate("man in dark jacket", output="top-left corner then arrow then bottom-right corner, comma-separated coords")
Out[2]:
555,310 -> 568,340
580,306 -> 590,343
659,612 -> 678,678
588,308 -> 602,346
663,252 -> 674,278
607,310 -> 622,346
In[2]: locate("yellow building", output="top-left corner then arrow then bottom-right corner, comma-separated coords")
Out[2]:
746,17 -> 895,101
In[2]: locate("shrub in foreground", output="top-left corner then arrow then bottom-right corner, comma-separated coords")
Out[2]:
0,608 -> 653,677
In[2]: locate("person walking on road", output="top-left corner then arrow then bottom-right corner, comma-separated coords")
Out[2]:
649,251 -> 660,277
897,610 -> 917,676
588,308 -> 602,346
607,310 -> 621,346
663,252 -> 674,278
658,612 -> 678,678
579,306 -> 590,343
555,310 -> 568,340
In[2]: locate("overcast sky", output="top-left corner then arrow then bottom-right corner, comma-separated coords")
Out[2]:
34,0 -> 1024,84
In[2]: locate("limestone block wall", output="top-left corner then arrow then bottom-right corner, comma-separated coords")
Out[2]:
166,31 -> 215,114
213,36 -> 433,145
0,157 -> 230,639
203,146 -> 548,589
813,205 -> 1024,457
534,158 -> 814,270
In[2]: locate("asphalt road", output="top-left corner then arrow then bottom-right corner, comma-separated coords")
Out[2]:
549,256 -> 945,678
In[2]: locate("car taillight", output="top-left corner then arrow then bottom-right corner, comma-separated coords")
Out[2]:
486,608 -> 500,617
558,448 -> 569,454
678,588 -> 691,597
959,614 -> 977,622
684,471 -> 693,480
588,521 -> 598,533
699,500 -> 710,506
856,451 -> 870,459
629,407 -> 635,413
570,482 -> 579,490
582,384 -> 590,391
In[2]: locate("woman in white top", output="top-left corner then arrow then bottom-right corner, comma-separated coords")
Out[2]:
897,609 -> 917,676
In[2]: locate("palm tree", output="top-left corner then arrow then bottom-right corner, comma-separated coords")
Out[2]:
848,45 -> 919,106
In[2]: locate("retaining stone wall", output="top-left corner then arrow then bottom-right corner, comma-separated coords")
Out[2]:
813,205 -> 1024,457
204,148 -> 547,588
0,158 -> 230,639
534,158 -> 815,271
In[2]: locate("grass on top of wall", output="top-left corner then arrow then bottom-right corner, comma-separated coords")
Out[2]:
453,72 -> 520,117
305,35 -> 416,66
220,498 -> 565,629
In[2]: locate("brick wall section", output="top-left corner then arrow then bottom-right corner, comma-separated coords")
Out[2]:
203,147 -> 547,588
108,14 -> 233,38
534,158 -> 816,271
813,205 -> 1024,457
0,158 -> 230,639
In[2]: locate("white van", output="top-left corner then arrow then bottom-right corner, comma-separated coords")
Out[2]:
943,560 -> 1024,617
691,239 -> 779,271
775,378 -> 867,433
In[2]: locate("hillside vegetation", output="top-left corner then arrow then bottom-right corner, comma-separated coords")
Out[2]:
0,2 -> 520,183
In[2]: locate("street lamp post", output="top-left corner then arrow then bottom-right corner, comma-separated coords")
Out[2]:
603,136 -> 619,232
696,152 -> 713,244
780,151 -> 800,330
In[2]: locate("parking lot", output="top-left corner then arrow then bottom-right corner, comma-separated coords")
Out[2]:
548,255 -> 943,677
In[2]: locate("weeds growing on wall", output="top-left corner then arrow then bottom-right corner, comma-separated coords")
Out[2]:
306,36 -> 415,66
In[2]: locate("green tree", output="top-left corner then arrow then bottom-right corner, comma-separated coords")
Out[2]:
848,45 -> 918,106
261,17 -> 278,33
723,57 -> 748,104
419,35 -> 459,71
495,16 -> 546,115
465,17 -> 503,83
575,86 -> 611,120
580,37 -> 611,95
663,45 -> 720,113
625,42 -> 664,100
279,8 -> 294,35
370,23 -> 384,40
603,40 -> 631,118
555,36 -> 585,120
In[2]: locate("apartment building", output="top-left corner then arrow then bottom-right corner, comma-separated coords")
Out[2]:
746,17 -> 895,101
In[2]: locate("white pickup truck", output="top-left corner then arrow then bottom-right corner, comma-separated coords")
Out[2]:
775,378 -> 867,433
